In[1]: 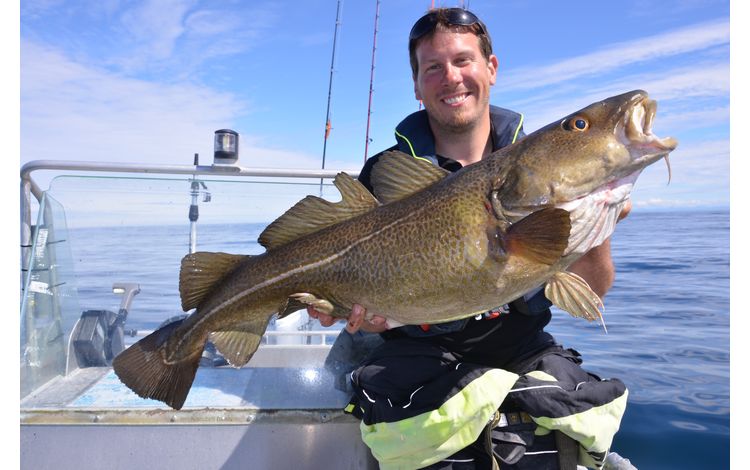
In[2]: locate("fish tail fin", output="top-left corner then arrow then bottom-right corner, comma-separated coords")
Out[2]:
112,318 -> 203,410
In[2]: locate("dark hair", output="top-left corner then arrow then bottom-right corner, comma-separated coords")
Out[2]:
408,8 -> 493,78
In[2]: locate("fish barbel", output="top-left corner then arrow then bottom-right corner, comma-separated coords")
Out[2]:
113,90 -> 677,409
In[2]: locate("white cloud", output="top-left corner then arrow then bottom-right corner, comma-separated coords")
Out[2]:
632,197 -> 711,208
21,38 -> 342,196
630,138 -> 729,207
499,19 -> 729,92
503,59 -> 729,133
118,0 -> 195,62
22,40 -> 241,164
184,9 -> 243,37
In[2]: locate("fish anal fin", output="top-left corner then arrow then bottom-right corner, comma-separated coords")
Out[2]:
209,319 -> 271,368
505,208 -> 570,265
371,150 -> 450,204
545,271 -> 607,332
179,252 -> 249,312
112,318 -> 203,410
258,173 -> 379,250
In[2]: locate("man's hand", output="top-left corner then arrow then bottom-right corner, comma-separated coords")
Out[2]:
617,199 -> 632,222
306,303 -> 388,334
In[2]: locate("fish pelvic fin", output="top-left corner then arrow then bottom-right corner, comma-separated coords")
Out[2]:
258,173 -> 379,250
278,296 -> 313,319
179,252 -> 249,311
505,208 -> 571,265
370,150 -> 449,204
545,271 -> 608,332
280,293 -> 351,319
112,318 -> 202,410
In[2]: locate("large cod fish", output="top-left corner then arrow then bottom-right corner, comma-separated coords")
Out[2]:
113,90 -> 677,409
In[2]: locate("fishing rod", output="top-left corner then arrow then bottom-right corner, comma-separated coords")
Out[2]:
363,0 -> 380,162
320,0 -> 344,196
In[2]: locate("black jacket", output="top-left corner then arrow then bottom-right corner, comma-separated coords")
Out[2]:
357,105 -> 555,367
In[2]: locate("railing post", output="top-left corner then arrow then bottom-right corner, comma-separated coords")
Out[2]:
20,178 -> 33,291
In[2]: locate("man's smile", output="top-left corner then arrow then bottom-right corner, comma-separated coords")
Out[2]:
442,93 -> 471,105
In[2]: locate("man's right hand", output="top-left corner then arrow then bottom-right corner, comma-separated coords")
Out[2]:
306,303 -> 388,334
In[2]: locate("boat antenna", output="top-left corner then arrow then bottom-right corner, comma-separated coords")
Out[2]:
363,0 -> 381,162
320,0 -> 344,196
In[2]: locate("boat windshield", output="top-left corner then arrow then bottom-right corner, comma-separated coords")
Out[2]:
21,173 -> 356,412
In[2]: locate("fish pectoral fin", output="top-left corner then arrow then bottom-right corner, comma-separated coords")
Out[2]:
258,173 -> 379,250
210,320 -> 270,367
505,208 -> 571,265
179,252 -> 250,311
371,150 -> 450,204
545,271 -> 608,333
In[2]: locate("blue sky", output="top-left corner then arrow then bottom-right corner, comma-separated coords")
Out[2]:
18,0 -> 731,209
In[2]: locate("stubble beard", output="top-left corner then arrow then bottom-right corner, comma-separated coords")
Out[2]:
429,97 -> 489,137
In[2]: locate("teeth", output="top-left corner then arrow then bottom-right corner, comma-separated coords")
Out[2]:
644,99 -> 656,135
630,104 -> 644,135
444,94 -> 468,105
622,98 -> 678,152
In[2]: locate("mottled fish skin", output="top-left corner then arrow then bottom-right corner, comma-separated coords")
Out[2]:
113,90 -> 678,409
171,167 -> 562,345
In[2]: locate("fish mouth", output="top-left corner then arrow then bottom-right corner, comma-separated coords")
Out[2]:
620,95 -> 678,179
624,96 -> 678,151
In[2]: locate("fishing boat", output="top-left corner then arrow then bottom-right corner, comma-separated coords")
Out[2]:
19,149 -> 381,469
17,4 -> 385,467
19,146 -> 640,469
19,0 -> 637,464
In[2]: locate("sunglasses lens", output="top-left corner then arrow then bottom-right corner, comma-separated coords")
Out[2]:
409,8 -> 484,41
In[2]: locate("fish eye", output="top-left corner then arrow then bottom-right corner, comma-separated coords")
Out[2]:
563,116 -> 589,132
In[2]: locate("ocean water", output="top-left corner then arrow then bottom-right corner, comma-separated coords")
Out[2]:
65,209 -> 730,470
546,209 -> 729,469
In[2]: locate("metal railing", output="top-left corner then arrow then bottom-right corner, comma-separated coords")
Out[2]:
124,328 -> 341,347
20,159 -> 359,285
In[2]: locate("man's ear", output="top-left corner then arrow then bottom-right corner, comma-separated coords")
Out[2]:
411,75 -> 422,101
414,79 -> 422,101
488,54 -> 499,86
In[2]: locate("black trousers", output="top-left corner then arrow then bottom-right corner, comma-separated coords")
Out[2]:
348,337 -> 623,469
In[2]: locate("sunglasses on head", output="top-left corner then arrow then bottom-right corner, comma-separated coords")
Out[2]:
408,8 -> 488,42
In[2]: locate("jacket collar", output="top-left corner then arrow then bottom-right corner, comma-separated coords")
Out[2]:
393,105 -> 519,161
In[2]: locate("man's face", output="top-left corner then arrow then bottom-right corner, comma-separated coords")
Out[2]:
413,30 -> 498,133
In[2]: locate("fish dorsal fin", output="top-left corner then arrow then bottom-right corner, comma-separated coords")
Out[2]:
179,252 -> 249,311
209,316 -> 271,367
504,208 -> 571,265
258,172 -> 379,250
545,271 -> 607,333
370,150 -> 450,204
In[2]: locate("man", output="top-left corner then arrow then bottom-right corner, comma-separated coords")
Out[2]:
310,8 -> 628,469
